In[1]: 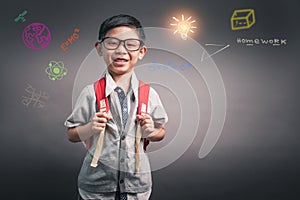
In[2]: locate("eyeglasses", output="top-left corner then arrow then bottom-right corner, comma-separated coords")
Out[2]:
100,37 -> 144,51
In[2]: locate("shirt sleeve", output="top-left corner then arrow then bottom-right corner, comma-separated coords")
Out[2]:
148,87 -> 168,126
64,85 -> 96,128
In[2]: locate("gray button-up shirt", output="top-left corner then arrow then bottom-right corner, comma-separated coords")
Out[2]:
65,71 -> 168,195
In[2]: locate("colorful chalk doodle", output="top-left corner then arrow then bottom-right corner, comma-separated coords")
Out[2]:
22,22 -> 51,50
148,60 -> 193,71
14,10 -> 27,23
45,61 -> 68,81
60,28 -> 80,51
21,84 -> 49,109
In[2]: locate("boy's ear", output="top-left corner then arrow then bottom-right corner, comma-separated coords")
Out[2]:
95,42 -> 102,56
138,46 -> 147,60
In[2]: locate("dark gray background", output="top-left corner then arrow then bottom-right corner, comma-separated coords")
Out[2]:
1,0 -> 300,199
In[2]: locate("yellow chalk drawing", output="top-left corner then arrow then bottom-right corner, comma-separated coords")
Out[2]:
231,9 -> 255,30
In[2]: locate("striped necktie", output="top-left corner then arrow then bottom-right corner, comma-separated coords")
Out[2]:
114,86 -> 128,200
115,86 -> 128,129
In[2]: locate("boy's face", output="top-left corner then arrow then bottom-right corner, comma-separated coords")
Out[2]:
96,26 -> 147,76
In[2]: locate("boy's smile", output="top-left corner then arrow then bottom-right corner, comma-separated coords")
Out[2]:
96,26 -> 147,78
112,56 -> 129,66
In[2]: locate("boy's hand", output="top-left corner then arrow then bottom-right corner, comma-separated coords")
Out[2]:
136,114 -> 155,138
91,112 -> 112,134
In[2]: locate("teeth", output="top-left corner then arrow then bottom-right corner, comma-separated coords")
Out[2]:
115,59 -> 127,62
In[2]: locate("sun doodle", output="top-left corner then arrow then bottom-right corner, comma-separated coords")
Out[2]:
170,14 -> 197,40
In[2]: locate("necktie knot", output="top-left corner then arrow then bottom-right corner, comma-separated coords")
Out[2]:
115,87 -> 128,128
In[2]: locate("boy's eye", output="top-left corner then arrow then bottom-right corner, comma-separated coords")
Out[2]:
107,41 -> 118,46
126,41 -> 139,47
127,43 -> 137,47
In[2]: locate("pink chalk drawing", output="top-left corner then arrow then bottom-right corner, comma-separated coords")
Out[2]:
22,22 -> 51,50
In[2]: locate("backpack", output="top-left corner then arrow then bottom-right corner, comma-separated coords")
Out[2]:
88,77 -> 150,171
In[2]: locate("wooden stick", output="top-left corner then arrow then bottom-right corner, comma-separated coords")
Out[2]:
135,103 -> 147,173
135,123 -> 142,173
90,127 -> 105,167
90,100 -> 107,168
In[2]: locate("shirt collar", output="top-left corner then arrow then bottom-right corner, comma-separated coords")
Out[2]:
130,72 -> 139,99
104,70 -> 139,98
104,70 -> 117,97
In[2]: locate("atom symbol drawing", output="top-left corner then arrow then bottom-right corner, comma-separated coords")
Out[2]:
45,61 -> 68,81
22,22 -> 51,50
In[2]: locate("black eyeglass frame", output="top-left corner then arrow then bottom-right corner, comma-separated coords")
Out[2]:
99,37 -> 145,51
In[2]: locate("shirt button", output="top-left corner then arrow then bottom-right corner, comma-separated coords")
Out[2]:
121,135 -> 126,140
120,158 -> 125,162
120,179 -> 124,184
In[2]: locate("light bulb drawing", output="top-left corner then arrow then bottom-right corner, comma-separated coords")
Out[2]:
170,14 -> 197,40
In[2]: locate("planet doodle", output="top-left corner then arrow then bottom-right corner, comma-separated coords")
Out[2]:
22,22 -> 51,50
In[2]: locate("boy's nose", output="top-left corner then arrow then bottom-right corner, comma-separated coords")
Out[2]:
115,41 -> 127,53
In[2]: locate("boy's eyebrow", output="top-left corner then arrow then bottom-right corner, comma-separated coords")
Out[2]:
100,36 -> 144,42
102,36 -> 141,39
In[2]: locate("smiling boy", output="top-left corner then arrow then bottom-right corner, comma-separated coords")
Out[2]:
64,14 -> 168,200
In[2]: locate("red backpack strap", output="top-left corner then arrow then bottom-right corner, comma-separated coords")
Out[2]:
94,77 -> 110,113
138,80 -> 150,151
84,77 -> 109,150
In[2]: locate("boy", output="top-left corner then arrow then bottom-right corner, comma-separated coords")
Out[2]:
65,14 -> 168,200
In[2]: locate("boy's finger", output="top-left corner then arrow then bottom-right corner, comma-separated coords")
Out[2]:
92,126 -> 105,133
95,112 -> 112,120
107,113 -> 113,120
98,117 -> 108,123
102,112 -> 112,120
143,114 -> 151,119
136,114 -> 146,122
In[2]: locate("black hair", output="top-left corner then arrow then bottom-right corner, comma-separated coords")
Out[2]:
98,14 -> 146,41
